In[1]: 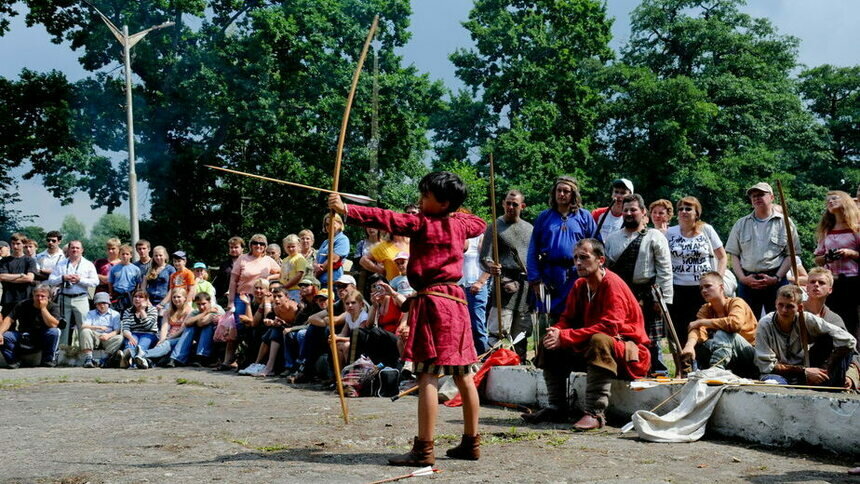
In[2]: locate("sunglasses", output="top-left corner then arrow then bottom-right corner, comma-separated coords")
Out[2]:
46,238 -> 58,243
250,241 -> 266,246
678,207 -> 695,212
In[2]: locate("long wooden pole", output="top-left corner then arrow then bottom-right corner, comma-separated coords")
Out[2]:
488,153 -> 505,341
326,15 -> 379,425
775,180 -> 810,367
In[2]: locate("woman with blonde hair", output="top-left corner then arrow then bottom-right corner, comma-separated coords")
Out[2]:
814,190 -> 860,345
142,246 -> 176,309
132,287 -> 192,368
666,196 -> 727,346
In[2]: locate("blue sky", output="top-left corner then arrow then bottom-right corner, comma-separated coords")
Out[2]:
3,0 -> 860,234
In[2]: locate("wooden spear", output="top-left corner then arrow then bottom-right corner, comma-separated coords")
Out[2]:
488,153 -> 505,341
326,14 -> 379,425
775,180 -> 810,367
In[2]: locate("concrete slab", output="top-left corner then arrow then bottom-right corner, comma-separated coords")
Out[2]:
485,365 -> 860,456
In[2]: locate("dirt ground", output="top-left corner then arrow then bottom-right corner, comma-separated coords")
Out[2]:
0,367 -> 855,484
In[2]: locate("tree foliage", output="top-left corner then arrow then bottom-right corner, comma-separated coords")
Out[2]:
601,0 -> 829,255
798,64 -> 860,189
3,0 -> 860,267
433,0 -> 614,220
1,0 -> 443,263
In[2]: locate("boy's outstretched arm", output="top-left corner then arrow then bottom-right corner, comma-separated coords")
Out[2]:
328,194 -> 347,215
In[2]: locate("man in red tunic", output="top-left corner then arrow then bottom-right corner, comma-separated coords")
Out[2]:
525,238 -> 650,430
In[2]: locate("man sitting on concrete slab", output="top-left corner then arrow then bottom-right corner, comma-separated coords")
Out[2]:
804,267 -> 847,331
756,285 -> 856,387
681,271 -> 758,377
523,238 -> 651,430
78,292 -> 123,368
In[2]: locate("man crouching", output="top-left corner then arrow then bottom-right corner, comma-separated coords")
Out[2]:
523,238 -> 651,430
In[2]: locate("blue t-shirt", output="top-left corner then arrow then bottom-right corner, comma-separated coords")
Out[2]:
108,263 -> 141,293
145,265 -> 176,304
317,232 -> 350,285
389,274 -> 414,296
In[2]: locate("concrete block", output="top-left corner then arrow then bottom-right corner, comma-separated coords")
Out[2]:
485,365 -> 860,456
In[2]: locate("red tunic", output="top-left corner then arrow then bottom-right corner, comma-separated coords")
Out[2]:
553,269 -> 651,379
346,205 -> 486,365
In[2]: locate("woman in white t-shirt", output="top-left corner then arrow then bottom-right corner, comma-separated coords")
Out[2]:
666,196 -> 727,345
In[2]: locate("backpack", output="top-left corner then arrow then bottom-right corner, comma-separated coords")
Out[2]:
370,366 -> 400,398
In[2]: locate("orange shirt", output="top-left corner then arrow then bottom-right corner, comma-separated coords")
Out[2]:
169,268 -> 196,292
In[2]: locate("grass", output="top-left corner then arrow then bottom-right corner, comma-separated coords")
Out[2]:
175,377 -> 219,388
546,436 -> 569,447
229,439 -> 292,453
484,427 -> 546,445
0,378 -> 31,389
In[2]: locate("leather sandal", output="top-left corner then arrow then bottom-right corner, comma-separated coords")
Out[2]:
446,434 -> 480,460
388,437 -> 435,466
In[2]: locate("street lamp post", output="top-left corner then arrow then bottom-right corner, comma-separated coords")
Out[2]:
92,7 -> 173,250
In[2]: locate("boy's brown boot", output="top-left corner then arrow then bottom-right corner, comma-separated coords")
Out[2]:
445,434 -> 480,460
388,437 -> 435,466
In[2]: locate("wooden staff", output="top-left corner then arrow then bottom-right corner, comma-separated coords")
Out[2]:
326,15 -> 379,425
204,165 -> 375,203
651,284 -> 686,378
488,153 -> 505,339
390,384 -> 419,402
775,180 -> 810,367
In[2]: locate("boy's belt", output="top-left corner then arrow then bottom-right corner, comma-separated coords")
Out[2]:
415,281 -> 467,305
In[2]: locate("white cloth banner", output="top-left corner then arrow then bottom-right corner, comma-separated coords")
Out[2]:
627,368 -> 754,443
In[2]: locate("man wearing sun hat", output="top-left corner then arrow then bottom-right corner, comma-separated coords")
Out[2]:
725,182 -> 801,316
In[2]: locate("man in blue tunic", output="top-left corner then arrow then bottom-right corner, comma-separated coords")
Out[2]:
527,176 -> 598,318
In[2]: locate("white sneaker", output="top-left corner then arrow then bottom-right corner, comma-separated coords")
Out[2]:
133,355 -> 150,369
239,363 -> 263,375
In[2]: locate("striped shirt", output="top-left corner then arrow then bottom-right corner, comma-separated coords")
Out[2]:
121,306 -> 159,334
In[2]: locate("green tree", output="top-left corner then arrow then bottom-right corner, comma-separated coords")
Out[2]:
434,0 -> 614,219
798,64 -> 860,190
19,225 -> 46,245
60,215 -> 87,243
0,70 -> 124,212
86,213 -> 130,257
4,0 -> 444,264
598,0 -> 827,254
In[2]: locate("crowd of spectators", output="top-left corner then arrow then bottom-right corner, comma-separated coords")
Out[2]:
0,182 -> 857,407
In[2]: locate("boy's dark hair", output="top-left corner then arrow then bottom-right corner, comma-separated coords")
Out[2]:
46,230 -> 62,240
194,292 -> 212,302
418,172 -> 467,213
